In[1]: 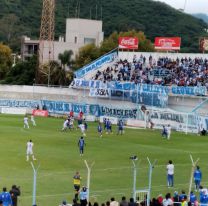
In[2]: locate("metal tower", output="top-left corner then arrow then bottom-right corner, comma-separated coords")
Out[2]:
38,0 -> 55,84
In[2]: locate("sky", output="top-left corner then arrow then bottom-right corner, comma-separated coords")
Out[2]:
153,0 -> 208,14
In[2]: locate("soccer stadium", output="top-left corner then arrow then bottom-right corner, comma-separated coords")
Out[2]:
0,0 -> 208,206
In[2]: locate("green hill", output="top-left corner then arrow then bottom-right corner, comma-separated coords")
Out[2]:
0,0 -> 207,52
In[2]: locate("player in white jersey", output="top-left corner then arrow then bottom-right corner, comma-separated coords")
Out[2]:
79,123 -> 86,136
69,117 -> 74,130
26,140 -> 36,161
24,116 -> 29,129
62,119 -> 69,131
31,115 -> 36,126
167,124 -> 171,140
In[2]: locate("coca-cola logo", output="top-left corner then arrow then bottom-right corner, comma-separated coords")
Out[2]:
120,38 -> 136,46
159,39 -> 175,47
33,110 -> 48,117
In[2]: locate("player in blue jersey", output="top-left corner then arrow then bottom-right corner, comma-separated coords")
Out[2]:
117,119 -> 124,135
194,166 -> 202,191
97,122 -> 103,137
106,119 -> 112,134
0,187 -> 12,206
103,118 -> 107,131
78,137 -> 86,156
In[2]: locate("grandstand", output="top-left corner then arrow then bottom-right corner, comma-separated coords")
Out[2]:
0,51 -> 208,133
1,51 -> 208,206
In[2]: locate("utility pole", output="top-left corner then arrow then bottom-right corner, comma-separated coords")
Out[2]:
147,157 -> 157,206
31,162 -> 40,206
188,155 -> 199,201
84,160 -> 95,202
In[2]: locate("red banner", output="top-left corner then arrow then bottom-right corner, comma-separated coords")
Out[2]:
118,37 -> 139,49
32,109 -> 48,117
154,37 -> 181,50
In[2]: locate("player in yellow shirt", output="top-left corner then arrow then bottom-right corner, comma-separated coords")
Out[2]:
73,171 -> 81,200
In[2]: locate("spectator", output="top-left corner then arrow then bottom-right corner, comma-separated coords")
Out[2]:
179,190 -> 186,202
173,191 -> 180,206
162,193 -> 173,206
9,185 -> 20,206
110,198 -> 119,206
194,166 -> 202,191
201,128 -> 207,136
120,196 -> 128,206
190,191 -> 197,204
0,187 -> 12,206
167,160 -> 174,187
72,199 -> 80,206
80,187 -> 88,206
128,198 -> 137,206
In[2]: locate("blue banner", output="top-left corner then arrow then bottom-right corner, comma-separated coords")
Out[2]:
75,51 -> 118,78
0,99 -> 40,108
41,100 -> 100,116
131,92 -> 168,107
72,78 -> 207,96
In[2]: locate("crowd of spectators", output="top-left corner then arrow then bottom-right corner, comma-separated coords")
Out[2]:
66,188 -> 208,206
93,55 -> 208,88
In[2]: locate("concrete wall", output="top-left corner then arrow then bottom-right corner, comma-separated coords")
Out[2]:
118,51 -> 208,61
0,85 -> 207,115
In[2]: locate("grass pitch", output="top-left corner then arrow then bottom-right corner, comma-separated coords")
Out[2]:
0,114 -> 207,206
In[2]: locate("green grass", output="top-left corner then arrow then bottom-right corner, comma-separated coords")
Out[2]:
0,114 -> 207,206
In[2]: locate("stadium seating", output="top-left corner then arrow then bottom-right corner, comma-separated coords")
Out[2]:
91,55 -> 208,89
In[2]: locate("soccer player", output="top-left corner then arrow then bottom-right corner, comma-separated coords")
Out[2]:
166,160 -> 174,187
0,187 -> 12,206
26,140 -> 36,161
167,124 -> 171,140
97,122 -> 103,137
69,117 -> 74,130
31,114 -> 36,126
23,115 -> 29,129
62,119 -> 69,131
103,118 -> 107,131
78,136 -> 86,156
194,166 -> 202,191
106,119 -> 112,134
73,171 -> 81,201
84,120 -> 88,131
79,123 -> 86,137
117,119 -> 124,135
162,125 -> 167,139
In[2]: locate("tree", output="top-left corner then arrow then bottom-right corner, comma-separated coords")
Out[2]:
0,43 -> 12,80
74,44 -> 100,70
39,60 -> 74,86
58,50 -> 74,70
1,55 -> 36,85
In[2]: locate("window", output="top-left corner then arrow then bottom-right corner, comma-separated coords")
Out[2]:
74,36 -> 77,43
84,38 -> 95,45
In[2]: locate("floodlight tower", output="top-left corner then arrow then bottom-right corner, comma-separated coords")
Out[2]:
37,0 -> 55,84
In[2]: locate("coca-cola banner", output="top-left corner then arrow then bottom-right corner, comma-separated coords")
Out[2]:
118,37 -> 139,49
32,109 -> 49,117
154,37 -> 181,50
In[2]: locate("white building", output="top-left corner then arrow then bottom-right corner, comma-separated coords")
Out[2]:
21,18 -> 104,62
